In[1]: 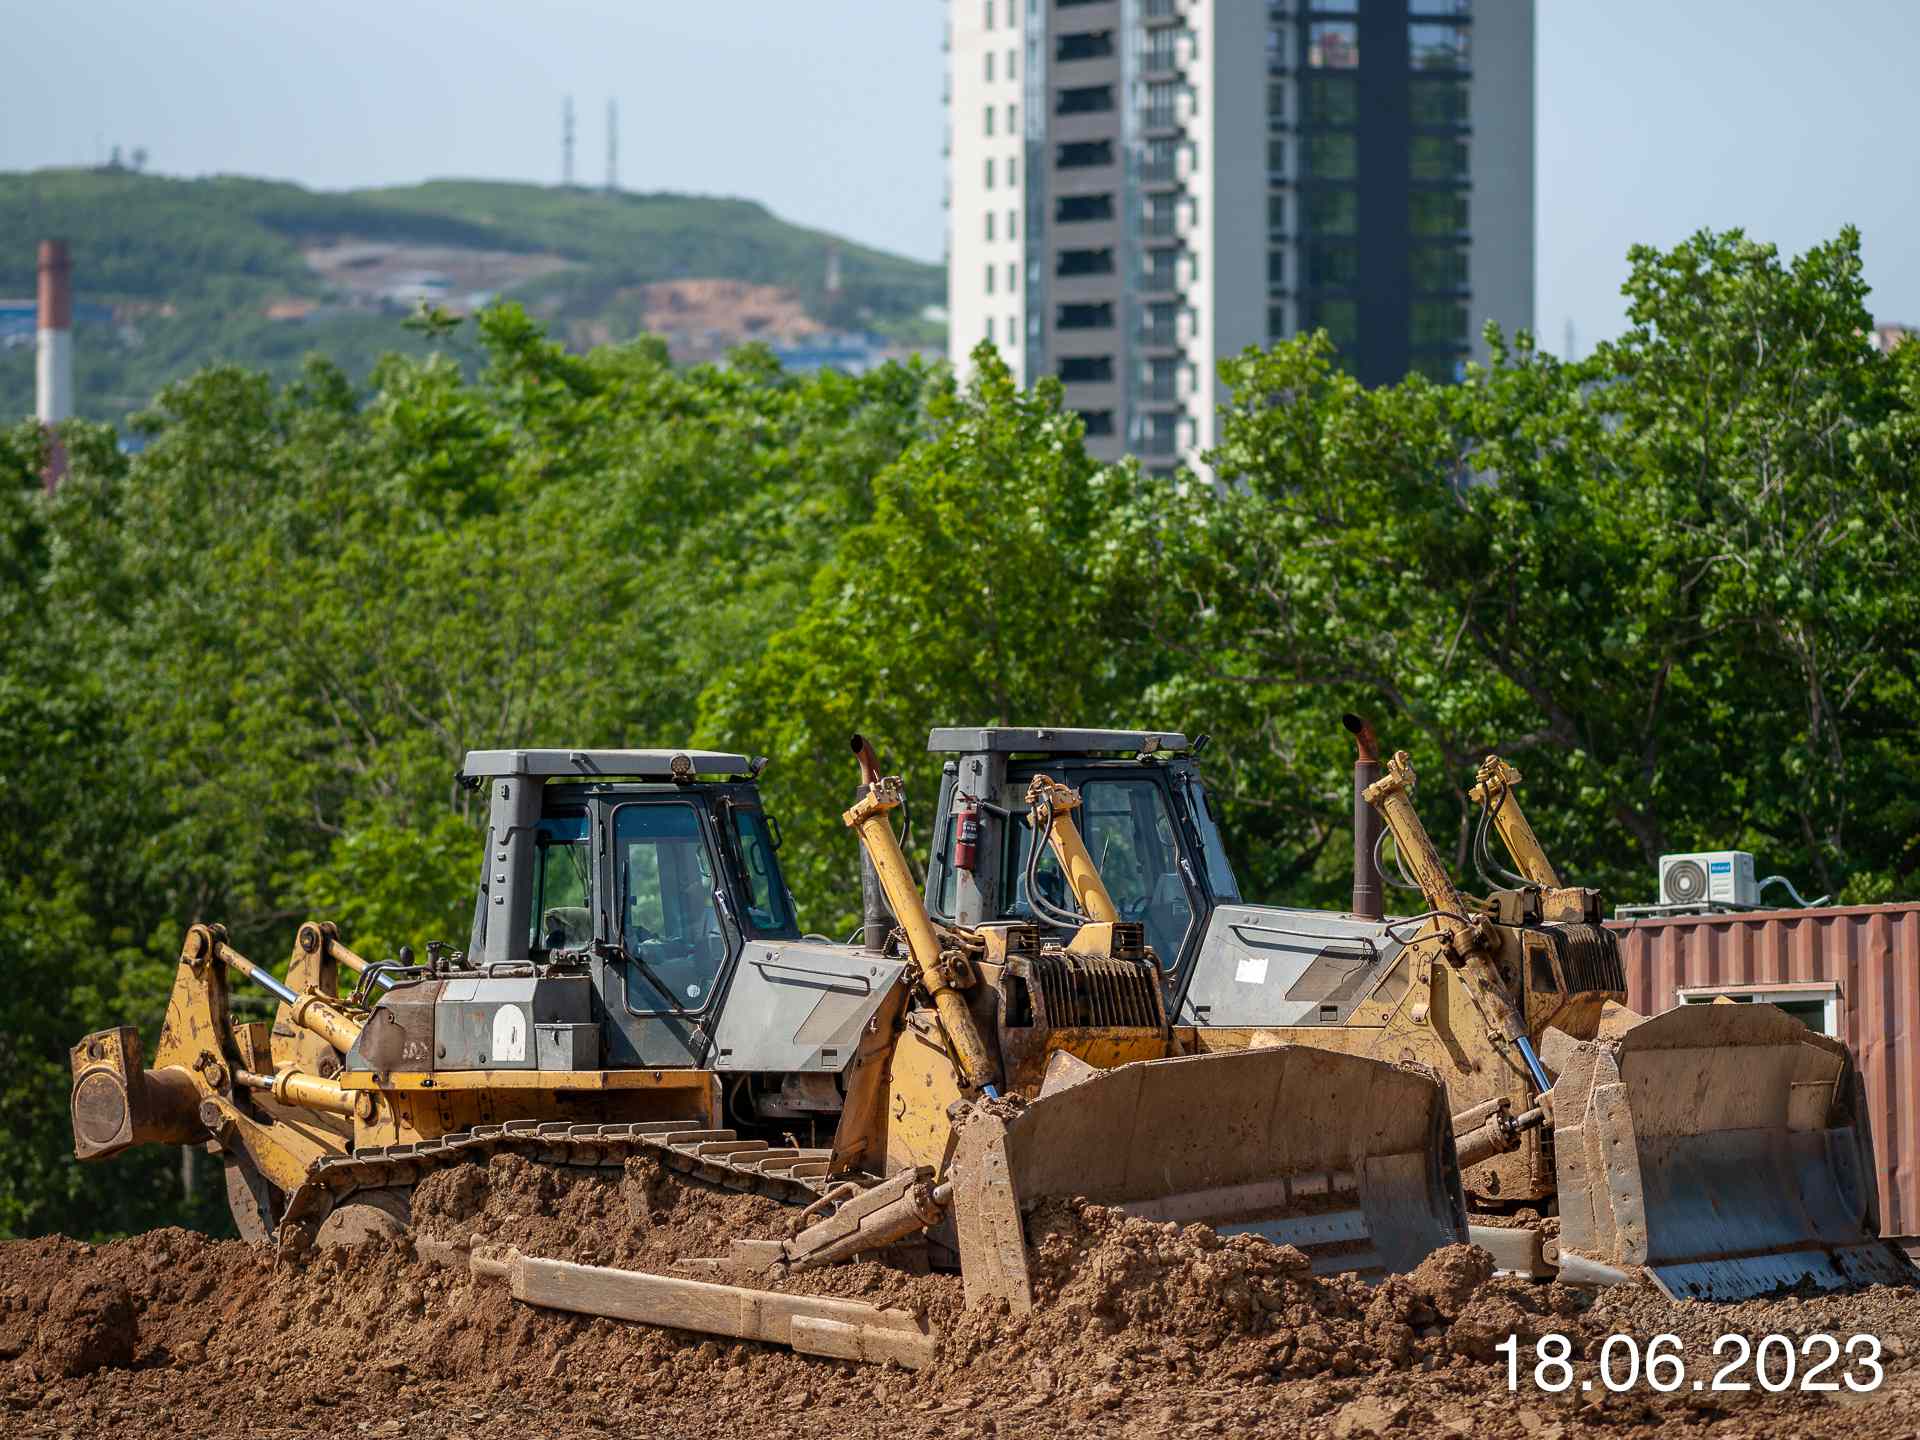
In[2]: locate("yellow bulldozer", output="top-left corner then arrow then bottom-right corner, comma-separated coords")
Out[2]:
920,721 -> 1914,1301
70,739 -> 1467,1337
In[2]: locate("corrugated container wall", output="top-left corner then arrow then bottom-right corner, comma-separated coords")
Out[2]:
1610,903 -> 1920,1241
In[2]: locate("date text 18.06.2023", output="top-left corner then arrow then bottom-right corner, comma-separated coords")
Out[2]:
1499,1333 -> 1884,1394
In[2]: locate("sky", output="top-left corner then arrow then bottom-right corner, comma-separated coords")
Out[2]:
4,1 -> 1918,348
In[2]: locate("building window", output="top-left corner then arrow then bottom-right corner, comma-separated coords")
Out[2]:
1082,410 -> 1116,437
1304,74 -> 1360,126
1307,21 -> 1359,69
1007,262 -> 1018,291
986,51 -> 995,81
1008,156 -> 1018,185
986,212 -> 996,241
1410,353 -> 1462,383
1142,301 -> 1179,345
985,106 -> 995,136
984,0 -> 993,29
1410,190 -> 1468,235
1008,208 -> 1019,239
1146,80 -> 1179,128
1057,193 -> 1115,223
1409,23 -> 1471,70
1265,23 -> 1289,71
1268,303 -> 1289,339
1057,248 -> 1116,276
986,157 -> 996,188
1146,28 -> 1179,71
1267,137 -> 1287,178
1008,103 -> 1018,132
1008,47 -> 1017,78
1267,250 -> 1287,287
1411,136 -> 1468,180
986,316 -> 996,341
1309,299 -> 1359,348
1308,243 -> 1360,289
1143,137 -> 1180,183
1307,188 -> 1359,235
1678,984 -> 1839,1037
1057,84 -> 1116,115
1306,133 -> 1358,179
986,264 -> 996,294
1412,245 -> 1469,292
1141,247 -> 1180,289
1144,355 -> 1179,401
1410,0 -> 1471,14
1057,139 -> 1115,168
1009,314 -> 1018,342
1056,30 -> 1114,62
1059,354 -> 1114,383
1267,81 -> 1288,129
1411,301 -> 1468,346
1058,302 -> 1114,329
1410,77 -> 1470,127
1266,193 -> 1287,235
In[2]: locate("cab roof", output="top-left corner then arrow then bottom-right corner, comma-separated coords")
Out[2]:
926,727 -> 1189,756
461,748 -> 757,781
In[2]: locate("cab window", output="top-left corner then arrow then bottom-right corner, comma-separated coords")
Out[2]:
729,806 -> 795,935
614,803 -> 726,1010
530,810 -> 592,952
1005,777 -> 1193,969
1184,776 -> 1242,902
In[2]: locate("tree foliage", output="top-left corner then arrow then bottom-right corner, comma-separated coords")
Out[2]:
1,228 -> 1913,1241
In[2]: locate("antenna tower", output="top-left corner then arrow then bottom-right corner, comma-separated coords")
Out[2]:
562,96 -> 576,187
606,99 -> 619,193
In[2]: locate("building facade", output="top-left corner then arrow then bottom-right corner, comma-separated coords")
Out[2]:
945,0 -> 1535,472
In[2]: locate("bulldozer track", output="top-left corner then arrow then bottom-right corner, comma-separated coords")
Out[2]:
280,1119 -> 843,1235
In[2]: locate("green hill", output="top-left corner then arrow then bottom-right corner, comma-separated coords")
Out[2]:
0,168 -> 946,421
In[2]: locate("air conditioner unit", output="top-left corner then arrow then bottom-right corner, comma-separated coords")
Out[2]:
1658,850 -> 1758,908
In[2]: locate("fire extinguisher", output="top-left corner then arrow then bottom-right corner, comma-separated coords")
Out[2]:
953,795 -> 981,872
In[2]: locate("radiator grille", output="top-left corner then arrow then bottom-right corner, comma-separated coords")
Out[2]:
1552,922 -> 1626,996
1028,943 -> 1166,1031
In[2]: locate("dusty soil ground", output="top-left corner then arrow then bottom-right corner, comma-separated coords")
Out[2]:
3,1155 -> 1916,1439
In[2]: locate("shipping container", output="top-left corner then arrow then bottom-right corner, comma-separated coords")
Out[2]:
1610,902 -> 1920,1244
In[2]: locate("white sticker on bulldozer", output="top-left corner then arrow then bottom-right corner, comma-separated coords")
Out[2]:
1235,956 -> 1269,985
492,1005 -> 528,1063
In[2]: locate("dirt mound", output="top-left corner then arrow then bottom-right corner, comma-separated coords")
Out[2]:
3,1164 -> 1918,1439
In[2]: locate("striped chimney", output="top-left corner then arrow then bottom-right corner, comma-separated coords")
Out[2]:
36,239 -> 72,490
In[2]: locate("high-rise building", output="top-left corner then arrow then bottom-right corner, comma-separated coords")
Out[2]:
945,0 -> 1534,473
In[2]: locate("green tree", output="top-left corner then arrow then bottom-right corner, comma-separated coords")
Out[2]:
1110,228 -> 1920,907
700,346 -> 1155,933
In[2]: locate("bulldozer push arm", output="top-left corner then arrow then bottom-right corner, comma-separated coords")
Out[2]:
1365,751 -> 1552,1098
71,923 -> 375,1212
846,734 -> 1000,1095
1021,774 -> 1120,925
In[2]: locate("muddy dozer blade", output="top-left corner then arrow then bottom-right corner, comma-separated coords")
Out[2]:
947,1045 -> 1466,1312
1553,1003 -> 1917,1301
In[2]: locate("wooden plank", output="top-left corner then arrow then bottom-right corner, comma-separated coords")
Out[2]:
497,1251 -> 936,1369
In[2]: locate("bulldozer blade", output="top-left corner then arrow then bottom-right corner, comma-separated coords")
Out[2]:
949,1045 -> 1466,1312
1552,1003 -> 1917,1301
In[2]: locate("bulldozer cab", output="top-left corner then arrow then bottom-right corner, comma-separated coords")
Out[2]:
923,729 -> 1240,1001
460,749 -> 801,1070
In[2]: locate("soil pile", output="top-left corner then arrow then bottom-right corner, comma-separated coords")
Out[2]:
3,1158 -> 1917,1439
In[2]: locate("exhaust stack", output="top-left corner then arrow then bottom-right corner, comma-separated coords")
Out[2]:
36,239 -> 72,491
1343,713 -> 1384,920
